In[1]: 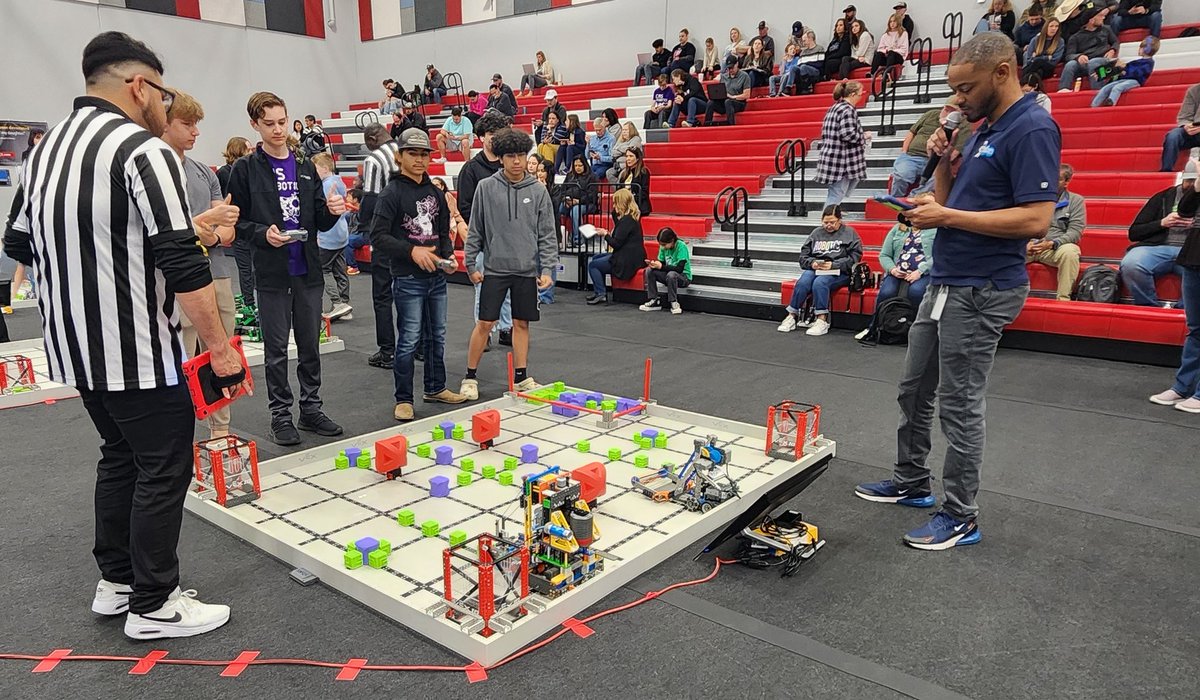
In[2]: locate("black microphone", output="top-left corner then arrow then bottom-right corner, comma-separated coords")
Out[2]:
921,110 -> 964,182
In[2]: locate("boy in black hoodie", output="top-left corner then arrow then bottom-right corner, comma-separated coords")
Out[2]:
369,128 -> 467,421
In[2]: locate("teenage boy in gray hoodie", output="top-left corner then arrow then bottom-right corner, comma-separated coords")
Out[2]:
460,128 -> 558,400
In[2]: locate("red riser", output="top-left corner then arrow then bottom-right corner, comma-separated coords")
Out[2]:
1054,104 -> 1180,129
665,124 -> 821,143
651,175 -> 765,194
646,140 -> 785,158
650,193 -> 726,216
1061,125 -> 1172,150
650,157 -> 776,176
1067,172 -> 1175,198
1051,84 -> 1190,110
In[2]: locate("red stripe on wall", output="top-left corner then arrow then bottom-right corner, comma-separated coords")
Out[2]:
446,0 -> 462,27
304,0 -> 325,38
550,0 -> 571,7
176,0 -> 200,19
358,0 -> 373,40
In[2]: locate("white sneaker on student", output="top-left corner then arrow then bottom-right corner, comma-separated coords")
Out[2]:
639,299 -> 661,312
1175,397 -> 1200,414
92,579 -> 132,616
670,302 -> 682,315
124,588 -> 230,640
854,328 -> 870,341
777,316 -> 797,332
459,378 -> 479,401
805,318 -> 831,336
514,377 -> 539,392
1149,388 -> 1185,405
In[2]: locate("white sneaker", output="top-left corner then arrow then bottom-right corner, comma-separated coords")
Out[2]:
1175,397 -> 1200,414
639,299 -> 661,312
805,318 -> 831,336
670,302 -> 682,315
854,328 -> 870,341
1149,389 -> 1185,405
433,156 -> 447,164
777,316 -> 798,332
124,588 -> 230,640
514,377 -> 540,392
460,378 -> 479,401
328,303 -> 353,320
92,579 -> 132,616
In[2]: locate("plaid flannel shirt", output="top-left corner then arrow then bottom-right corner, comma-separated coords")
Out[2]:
815,100 -> 867,184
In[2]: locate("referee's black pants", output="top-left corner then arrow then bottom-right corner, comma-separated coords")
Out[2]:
371,260 -> 395,357
258,278 -> 324,421
79,383 -> 195,615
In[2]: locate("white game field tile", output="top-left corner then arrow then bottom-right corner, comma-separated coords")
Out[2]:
285,499 -> 374,535
258,481 -> 330,513
308,467 -> 386,494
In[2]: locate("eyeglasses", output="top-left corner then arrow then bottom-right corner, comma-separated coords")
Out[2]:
125,76 -> 175,111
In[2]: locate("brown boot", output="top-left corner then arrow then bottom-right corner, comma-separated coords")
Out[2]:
393,403 -> 414,421
424,388 -> 468,404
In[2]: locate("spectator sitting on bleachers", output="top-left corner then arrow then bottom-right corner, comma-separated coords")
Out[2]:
1027,164 -> 1086,300
670,68 -> 708,128
724,27 -> 749,65
634,39 -> 671,87
434,106 -> 473,164
777,204 -> 864,336
560,156 -> 598,245
1056,0 -> 1103,43
616,146 -> 652,216
822,19 -> 852,82
1149,163 -> 1200,412
300,114 -> 327,158
816,81 -> 871,206
785,21 -> 807,53
843,4 -> 858,28
1023,74 -> 1054,112
704,56 -> 752,127
1015,3 -> 1046,52
1109,0 -> 1162,38
640,227 -> 693,314
431,177 -> 468,247
869,12 -> 910,79
526,153 -> 544,180
1092,36 -> 1158,107
398,101 -> 427,135
645,73 -> 675,128
770,44 -> 802,97
854,212 -> 936,340
490,73 -> 518,109
521,51 -> 555,96
380,79 -> 401,114
888,102 -> 957,197
1158,82 -> 1200,171
587,116 -> 616,179
466,90 -> 488,123
554,114 -> 587,176
976,0 -> 1017,39
1120,160 -> 1196,306
791,29 -> 826,94
669,29 -> 698,75
608,122 -> 643,182
840,20 -> 874,79
343,188 -> 368,275
389,112 -> 403,140
487,83 -> 517,117
700,37 -> 721,80
742,38 -> 773,89
1057,8 -> 1118,91
755,21 -> 776,63
586,189 -> 647,305
424,64 -> 445,104
892,2 -> 916,37
536,111 -> 565,164
1020,0 -> 1054,25
535,89 -> 567,132
1023,17 -> 1065,82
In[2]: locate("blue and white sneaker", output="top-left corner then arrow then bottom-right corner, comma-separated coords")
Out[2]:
903,511 -> 980,550
854,479 -> 935,508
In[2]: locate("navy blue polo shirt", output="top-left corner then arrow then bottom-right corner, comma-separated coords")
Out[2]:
931,93 -> 1061,289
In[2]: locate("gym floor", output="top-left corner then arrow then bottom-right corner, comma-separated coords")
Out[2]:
2,277 -> 1197,700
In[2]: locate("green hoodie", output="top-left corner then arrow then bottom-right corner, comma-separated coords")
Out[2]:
464,170 -> 558,278
657,240 -> 693,280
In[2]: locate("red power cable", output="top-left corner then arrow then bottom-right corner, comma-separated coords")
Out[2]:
0,559 -> 732,679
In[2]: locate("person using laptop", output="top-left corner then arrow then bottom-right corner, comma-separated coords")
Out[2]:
702,56 -> 751,127
634,39 -> 672,86
520,51 -> 556,97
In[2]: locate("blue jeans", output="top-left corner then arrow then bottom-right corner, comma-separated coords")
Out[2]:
769,71 -> 795,96
634,63 -> 661,86
1092,79 -> 1141,107
1059,57 -> 1110,91
668,97 -> 708,126
426,87 -> 446,103
345,233 -> 369,268
890,154 -> 928,197
1172,267 -> 1200,399
1111,11 -> 1162,37
591,162 -> 611,180
1160,126 -> 1200,172
878,273 -> 931,307
392,274 -> 448,404
588,253 -> 614,295
824,178 -> 859,207
786,269 -> 849,315
473,252 -> 512,330
560,202 -> 594,243
1120,245 -> 1184,307
793,63 -> 822,90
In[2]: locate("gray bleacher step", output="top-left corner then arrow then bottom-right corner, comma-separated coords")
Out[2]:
675,282 -> 780,306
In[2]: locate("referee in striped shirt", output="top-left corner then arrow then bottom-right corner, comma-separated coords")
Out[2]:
2,32 -> 248,639
360,123 -> 400,369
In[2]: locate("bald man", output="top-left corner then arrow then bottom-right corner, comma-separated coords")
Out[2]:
855,33 -> 1061,550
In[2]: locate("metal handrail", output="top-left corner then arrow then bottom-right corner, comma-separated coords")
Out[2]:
774,139 -> 809,218
910,37 -> 934,105
871,70 -> 899,137
354,110 -> 379,131
942,12 -> 964,64
443,72 -> 468,110
713,186 -> 752,268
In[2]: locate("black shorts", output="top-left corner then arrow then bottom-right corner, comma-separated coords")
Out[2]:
479,274 -> 539,322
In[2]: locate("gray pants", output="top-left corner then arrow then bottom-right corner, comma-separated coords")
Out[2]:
319,247 -> 350,309
258,279 -> 325,421
644,268 -> 689,303
893,283 -> 1027,519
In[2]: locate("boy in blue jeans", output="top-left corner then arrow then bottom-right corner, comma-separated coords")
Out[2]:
1091,36 -> 1159,108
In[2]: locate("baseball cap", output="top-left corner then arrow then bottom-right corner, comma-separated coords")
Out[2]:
544,89 -> 558,101
492,73 -> 503,81
792,21 -> 803,35
757,20 -> 767,30
843,4 -> 856,13
893,1 -> 907,9
397,128 -> 432,152
725,54 -> 740,68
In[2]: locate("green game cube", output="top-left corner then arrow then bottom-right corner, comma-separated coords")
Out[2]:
461,458 -> 476,472
356,454 -> 371,469
378,539 -> 392,554
421,520 -> 440,537
601,399 -> 617,411
577,440 -> 591,453
457,472 -> 473,486
397,509 -> 415,527
554,381 -> 565,391
482,465 -> 497,479
607,447 -> 622,460
498,471 -> 514,486
416,444 -> 431,458
451,426 -> 465,440
334,454 -> 350,470
367,549 -> 388,569
638,436 -> 652,450
503,456 -> 518,471
586,400 -> 597,409
634,454 -> 650,468
654,435 -> 667,449
432,427 -> 445,441
344,549 -> 363,570
448,530 -> 468,547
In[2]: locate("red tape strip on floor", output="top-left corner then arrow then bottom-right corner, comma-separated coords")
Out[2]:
335,658 -> 367,681
562,617 -> 594,638
220,651 -> 260,677
31,649 -> 71,673
129,650 -> 168,675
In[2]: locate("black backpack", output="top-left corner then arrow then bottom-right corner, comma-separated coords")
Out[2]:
848,262 -> 875,293
1179,26 -> 1199,38
859,281 -> 914,346
1074,264 -> 1119,303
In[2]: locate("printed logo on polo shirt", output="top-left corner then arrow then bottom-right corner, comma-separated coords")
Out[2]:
974,141 -> 995,159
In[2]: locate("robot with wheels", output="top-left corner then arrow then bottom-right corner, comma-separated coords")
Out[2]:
631,435 -> 739,512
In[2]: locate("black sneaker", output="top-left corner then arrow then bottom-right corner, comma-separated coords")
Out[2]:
268,419 -> 301,446
298,412 -> 344,437
586,295 -> 606,305
367,351 -> 393,369
499,329 -> 513,347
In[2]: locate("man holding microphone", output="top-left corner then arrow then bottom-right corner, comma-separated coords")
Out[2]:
855,33 -> 1061,550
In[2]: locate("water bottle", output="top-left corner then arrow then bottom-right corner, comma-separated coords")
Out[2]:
1072,77 -> 1082,92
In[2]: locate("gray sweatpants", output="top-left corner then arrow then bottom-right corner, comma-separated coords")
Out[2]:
892,283 -> 1027,519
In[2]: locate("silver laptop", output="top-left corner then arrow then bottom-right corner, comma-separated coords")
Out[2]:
522,62 -> 536,75
637,52 -> 652,65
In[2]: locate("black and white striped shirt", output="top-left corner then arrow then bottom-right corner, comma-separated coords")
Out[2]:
6,97 -> 205,391
362,141 -> 399,194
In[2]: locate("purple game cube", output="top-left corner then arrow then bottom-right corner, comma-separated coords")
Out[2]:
641,429 -> 659,440
355,537 -> 379,555
429,475 -> 450,497
617,397 -> 643,416
435,446 -> 454,465
345,447 -> 362,463
587,392 -> 604,404
439,421 -> 456,435
521,444 -> 539,464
